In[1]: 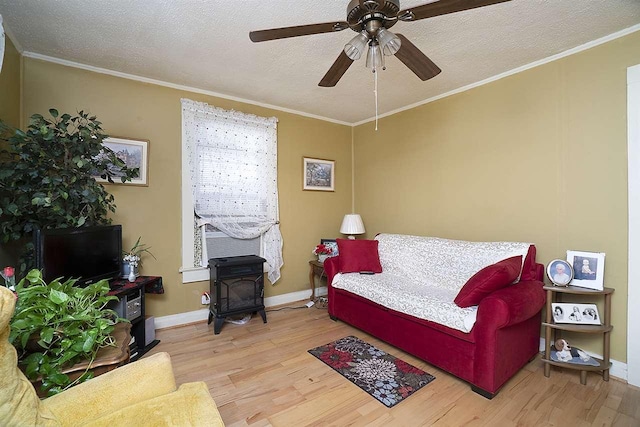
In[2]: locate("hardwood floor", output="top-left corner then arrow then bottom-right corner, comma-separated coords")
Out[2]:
147,304 -> 640,426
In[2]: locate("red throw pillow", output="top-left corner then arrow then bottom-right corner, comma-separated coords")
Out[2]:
336,238 -> 383,273
454,255 -> 523,308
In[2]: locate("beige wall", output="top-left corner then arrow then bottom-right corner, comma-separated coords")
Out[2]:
354,31 -> 640,362
11,28 -> 640,362
21,58 -> 352,317
0,35 -> 20,128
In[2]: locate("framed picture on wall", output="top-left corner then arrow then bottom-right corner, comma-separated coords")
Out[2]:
94,137 -> 149,186
303,157 -> 334,191
566,250 -> 605,291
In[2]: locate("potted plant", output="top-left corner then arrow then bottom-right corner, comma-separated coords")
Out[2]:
0,109 -> 139,275
9,269 -> 125,396
122,236 -> 156,280
313,244 -> 333,263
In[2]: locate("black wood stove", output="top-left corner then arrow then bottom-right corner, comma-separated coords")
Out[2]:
207,255 -> 267,335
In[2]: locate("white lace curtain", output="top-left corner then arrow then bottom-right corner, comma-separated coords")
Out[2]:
181,99 -> 283,283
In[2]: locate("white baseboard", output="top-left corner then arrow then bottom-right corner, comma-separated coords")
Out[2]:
153,286 -> 328,330
539,338 -> 627,382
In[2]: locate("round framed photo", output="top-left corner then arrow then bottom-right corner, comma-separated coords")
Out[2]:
546,259 -> 574,286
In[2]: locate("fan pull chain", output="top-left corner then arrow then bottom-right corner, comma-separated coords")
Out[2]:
374,70 -> 379,131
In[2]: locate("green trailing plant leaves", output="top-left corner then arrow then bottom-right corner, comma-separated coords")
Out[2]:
82,335 -> 95,353
10,269 -> 127,395
40,327 -> 55,344
49,289 -> 70,304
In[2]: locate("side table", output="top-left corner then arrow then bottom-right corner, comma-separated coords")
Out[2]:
308,260 -> 326,301
542,285 -> 613,385
109,276 -> 163,360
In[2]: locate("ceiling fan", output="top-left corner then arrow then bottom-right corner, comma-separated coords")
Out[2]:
249,0 -> 511,87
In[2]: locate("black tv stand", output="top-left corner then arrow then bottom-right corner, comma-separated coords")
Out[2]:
108,276 -> 163,361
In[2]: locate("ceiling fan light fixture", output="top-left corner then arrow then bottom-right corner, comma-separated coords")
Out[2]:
377,27 -> 401,56
344,31 -> 369,60
366,41 -> 384,72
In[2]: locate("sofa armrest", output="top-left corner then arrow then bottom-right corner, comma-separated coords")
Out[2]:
324,256 -> 340,285
41,352 -> 177,427
476,280 -> 546,329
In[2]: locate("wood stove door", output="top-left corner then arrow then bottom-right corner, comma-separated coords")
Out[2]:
216,274 -> 264,315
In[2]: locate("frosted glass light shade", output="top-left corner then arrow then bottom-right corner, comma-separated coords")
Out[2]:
366,42 -> 384,72
377,28 -> 401,56
344,31 -> 369,60
340,214 -> 365,239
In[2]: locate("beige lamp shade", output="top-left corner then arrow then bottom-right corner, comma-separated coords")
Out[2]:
340,214 -> 365,239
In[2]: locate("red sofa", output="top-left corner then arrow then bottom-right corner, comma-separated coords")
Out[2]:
324,238 -> 546,399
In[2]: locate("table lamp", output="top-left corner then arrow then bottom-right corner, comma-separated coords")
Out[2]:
340,214 -> 365,239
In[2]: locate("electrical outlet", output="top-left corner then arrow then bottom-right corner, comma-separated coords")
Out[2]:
201,293 -> 210,305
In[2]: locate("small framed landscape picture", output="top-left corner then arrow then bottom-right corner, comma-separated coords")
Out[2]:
321,239 -> 338,257
303,157 -> 334,191
95,137 -> 149,186
546,259 -> 573,286
551,303 -> 601,325
566,250 -> 605,291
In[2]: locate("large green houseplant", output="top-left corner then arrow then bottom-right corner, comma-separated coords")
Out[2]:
0,109 -> 139,273
9,269 -> 125,396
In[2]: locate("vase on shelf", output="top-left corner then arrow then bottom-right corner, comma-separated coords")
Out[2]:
318,254 -> 329,263
121,261 -> 139,280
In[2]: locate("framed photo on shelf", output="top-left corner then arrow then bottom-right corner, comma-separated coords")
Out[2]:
303,157 -> 334,191
94,137 -> 149,186
546,259 -> 573,286
321,239 -> 338,257
566,250 -> 605,291
551,303 -> 601,325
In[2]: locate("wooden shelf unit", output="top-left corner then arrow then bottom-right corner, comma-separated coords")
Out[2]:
542,285 -> 613,384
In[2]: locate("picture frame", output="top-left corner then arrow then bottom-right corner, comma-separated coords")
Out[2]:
94,137 -> 149,186
551,303 -> 601,325
321,238 -> 338,257
546,259 -> 573,286
303,157 -> 334,191
566,250 -> 605,291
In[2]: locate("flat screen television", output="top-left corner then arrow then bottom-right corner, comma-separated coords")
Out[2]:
34,225 -> 122,287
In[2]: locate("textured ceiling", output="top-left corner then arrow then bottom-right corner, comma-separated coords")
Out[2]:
1,0 -> 640,124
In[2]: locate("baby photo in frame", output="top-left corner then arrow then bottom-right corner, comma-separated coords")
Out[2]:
566,250 -> 605,291
552,303 -> 601,325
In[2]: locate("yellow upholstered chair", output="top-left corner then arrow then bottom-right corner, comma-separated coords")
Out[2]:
0,285 -> 224,426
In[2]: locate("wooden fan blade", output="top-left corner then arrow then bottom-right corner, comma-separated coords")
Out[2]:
398,0 -> 510,21
249,21 -> 349,42
394,34 -> 441,81
319,51 -> 354,87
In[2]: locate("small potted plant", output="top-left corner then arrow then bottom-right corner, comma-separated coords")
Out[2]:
122,237 -> 156,281
313,244 -> 333,263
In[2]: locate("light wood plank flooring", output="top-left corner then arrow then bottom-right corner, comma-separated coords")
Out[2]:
147,304 -> 640,426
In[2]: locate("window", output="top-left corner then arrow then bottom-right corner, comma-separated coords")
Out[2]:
180,99 -> 283,284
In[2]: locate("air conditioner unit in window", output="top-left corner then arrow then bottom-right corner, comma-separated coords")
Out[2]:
205,231 -> 262,261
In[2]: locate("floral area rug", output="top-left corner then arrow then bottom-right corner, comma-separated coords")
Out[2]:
308,336 -> 435,407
